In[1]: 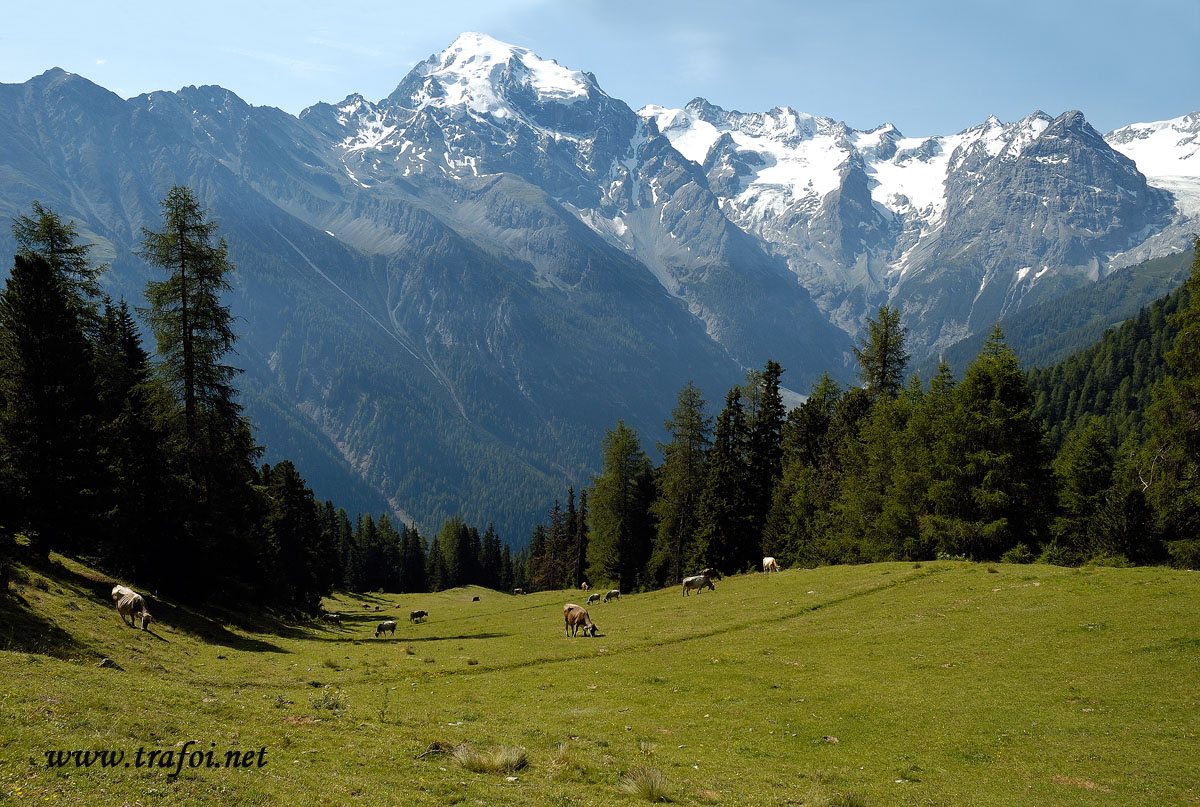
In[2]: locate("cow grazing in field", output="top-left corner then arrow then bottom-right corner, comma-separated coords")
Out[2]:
115,589 -> 151,629
581,582 -> 589,591
603,589 -> 620,603
587,592 -> 602,605
513,588 -> 525,596
698,567 -> 722,581
472,596 -> 480,602
375,620 -> 396,638
410,610 -> 428,623
321,612 -> 342,624
762,556 -> 781,573
563,603 -> 599,637
682,575 -> 715,597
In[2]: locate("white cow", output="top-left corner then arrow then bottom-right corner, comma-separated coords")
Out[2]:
763,556 -> 781,573
682,575 -> 715,597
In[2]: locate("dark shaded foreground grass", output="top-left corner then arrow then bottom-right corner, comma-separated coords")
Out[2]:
1,555 -> 1197,805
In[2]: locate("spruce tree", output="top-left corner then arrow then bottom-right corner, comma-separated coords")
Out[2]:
0,253 -> 101,556
928,327 -> 1053,559
1144,238 -> 1200,563
649,380 -> 712,584
586,420 -> 654,591
12,201 -> 106,328
746,362 -> 787,538
693,388 -> 753,574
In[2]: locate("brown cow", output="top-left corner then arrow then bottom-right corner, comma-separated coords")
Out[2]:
563,603 -> 599,637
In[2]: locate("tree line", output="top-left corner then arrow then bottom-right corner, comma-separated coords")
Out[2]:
523,244 -> 1200,591
4,191 -> 1198,610
0,193 -> 531,613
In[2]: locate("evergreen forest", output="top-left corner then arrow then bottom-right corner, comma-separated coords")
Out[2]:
2,195 -> 1198,614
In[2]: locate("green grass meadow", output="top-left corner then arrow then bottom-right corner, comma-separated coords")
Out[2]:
1,557 -> 1197,805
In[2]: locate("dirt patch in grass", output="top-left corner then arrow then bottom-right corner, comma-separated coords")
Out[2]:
1053,776 -> 1111,792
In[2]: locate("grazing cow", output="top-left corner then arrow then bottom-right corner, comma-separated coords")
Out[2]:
563,603 -> 599,637
682,574 -> 715,597
410,609 -> 428,623
361,602 -> 371,608
581,582 -> 589,591
472,596 -> 480,602
321,612 -> 342,624
698,567 -> 722,581
513,588 -> 525,596
116,590 -> 151,629
587,592 -> 602,605
603,589 -> 620,603
763,556 -> 781,573
375,620 -> 396,638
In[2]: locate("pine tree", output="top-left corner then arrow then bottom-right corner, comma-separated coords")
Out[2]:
137,186 -> 260,595
586,420 -> 655,591
1051,417 -> 1115,559
138,186 -> 242,453
927,326 -> 1053,559
92,299 -> 171,576
0,253 -> 101,556
12,201 -> 106,328
693,388 -> 754,574
478,523 -> 501,590
649,380 -> 712,584
853,304 -> 909,400
745,362 -> 787,537
1144,238 -> 1200,563
573,489 -> 589,588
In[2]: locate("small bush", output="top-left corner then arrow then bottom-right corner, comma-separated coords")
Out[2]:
619,765 -> 672,802
1000,543 -> 1034,564
1038,542 -> 1081,567
1086,553 -> 1132,568
1166,539 -> 1200,570
452,744 -> 527,774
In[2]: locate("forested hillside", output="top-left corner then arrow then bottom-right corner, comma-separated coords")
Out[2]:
929,248 -> 1194,376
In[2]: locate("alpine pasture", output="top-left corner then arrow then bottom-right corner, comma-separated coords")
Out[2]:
2,556 -> 1197,805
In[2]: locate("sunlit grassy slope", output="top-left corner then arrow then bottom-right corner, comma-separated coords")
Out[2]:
2,557 -> 1197,806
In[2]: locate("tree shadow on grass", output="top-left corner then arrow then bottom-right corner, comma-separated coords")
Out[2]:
306,632 -> 511,644
23,554 -> 290,654
0,589 -> 90,659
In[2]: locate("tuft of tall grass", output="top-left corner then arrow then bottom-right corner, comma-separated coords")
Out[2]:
452,744 -> 528,774
618,765 -> 672,802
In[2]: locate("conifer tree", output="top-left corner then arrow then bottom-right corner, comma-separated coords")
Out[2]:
746,361 -> 787,537
927,326 -> 1053,559
1144,238 -> 1200,564
853,305 -> 909,400
693,388 -> 754,573
586,420 -> 655,590
573,489 -> 589,588
479,523 -> 503,590
649,380 -> 712,584
0,253 -> 101,556
137,186 -> 260,595
12,201 -> 106,327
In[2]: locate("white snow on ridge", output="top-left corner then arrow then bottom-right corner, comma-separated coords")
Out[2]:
1106,112 -> 1200,178
412,32 -> 592,119
1107,112 -> 1200,216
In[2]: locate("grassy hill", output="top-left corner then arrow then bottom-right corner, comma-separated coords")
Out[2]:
2,555 -> 1198,806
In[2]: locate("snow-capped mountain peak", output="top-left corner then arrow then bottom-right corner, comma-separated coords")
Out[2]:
390,32 -> 597,119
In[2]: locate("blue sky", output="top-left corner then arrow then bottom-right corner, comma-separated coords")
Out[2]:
2,0 -> 1196,136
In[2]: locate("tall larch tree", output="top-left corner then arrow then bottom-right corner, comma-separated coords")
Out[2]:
138,186 -> 260,595
853,304 -> 909,400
